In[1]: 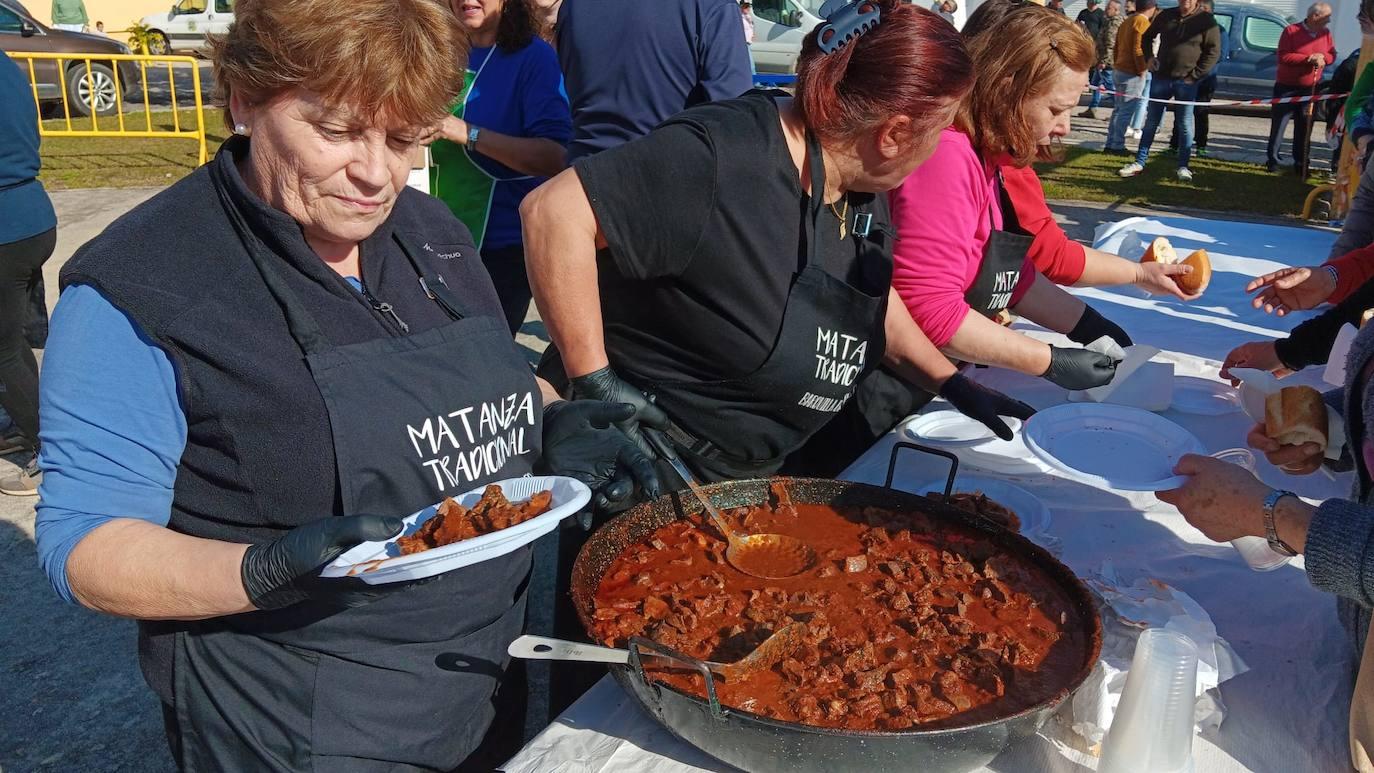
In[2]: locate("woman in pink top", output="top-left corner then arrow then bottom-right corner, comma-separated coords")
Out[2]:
788,6 -> 1126,475
892,8 -> 1125,378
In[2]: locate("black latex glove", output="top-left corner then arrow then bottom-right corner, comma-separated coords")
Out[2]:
1042,346 -> 1120,390
541,400 -> 662,515
569,366 -> 670,453
1067,304 -> 1133,350
939,372 -> 1037,441
241,515 -> 404,611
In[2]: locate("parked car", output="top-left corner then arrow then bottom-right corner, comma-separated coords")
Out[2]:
0,0 -> 139,117
749,0 -> 822,74
140,0 -> 234,56
1192,2 -> 1336,102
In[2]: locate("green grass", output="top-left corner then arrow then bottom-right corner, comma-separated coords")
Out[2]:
37,108 -> 227,190
1034,146 -> 1324,218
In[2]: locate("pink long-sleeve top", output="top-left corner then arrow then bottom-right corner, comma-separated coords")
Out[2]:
890,128 -> 1035,348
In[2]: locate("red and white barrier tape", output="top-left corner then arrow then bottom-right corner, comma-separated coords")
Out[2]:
1091,84 -> 1349,108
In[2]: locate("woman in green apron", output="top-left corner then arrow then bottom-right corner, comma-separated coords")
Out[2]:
430,0 -> 570,333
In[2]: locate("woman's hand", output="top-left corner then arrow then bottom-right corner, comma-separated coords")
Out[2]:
1134,260 -> 1199,300
568,366 -> 670,453
541,400 -> 662,514
1219,340 -> 1294,384
1066,304 -> 1133,350
1247,266 -> 1336,316
938,372 -> 1036,441
421,115 -> 469,146
1246,422 -> 1325,475
1156,454 -> 1270,542
1041,345 -> 1120,390
240,515 -> 406,610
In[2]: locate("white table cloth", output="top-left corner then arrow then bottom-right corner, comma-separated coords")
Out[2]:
504,216 -> 1358,773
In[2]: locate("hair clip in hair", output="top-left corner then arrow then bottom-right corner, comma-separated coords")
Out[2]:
815,0 -> 881,55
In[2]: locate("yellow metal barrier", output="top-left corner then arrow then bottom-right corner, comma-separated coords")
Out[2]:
10,52 -> 209,166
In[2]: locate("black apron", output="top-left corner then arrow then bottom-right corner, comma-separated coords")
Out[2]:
170,182 -> 542,772
645,131 -> 891,482
784,169 -> 1034,478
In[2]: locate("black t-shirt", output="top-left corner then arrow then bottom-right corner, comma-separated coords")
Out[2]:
1077,7 -> 1105,40
573,91 -> 891,387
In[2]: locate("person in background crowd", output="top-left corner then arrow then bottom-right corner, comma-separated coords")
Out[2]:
1266,2 -> 1335,174
1103,0 -> 1158,154
933,0 -> 957,25
1079,0 -> 1120,120
1076,0 -> 1105,44
1117,0 -> 1219,182
428,0 -> 571,334
556,0 -> 752,163
533,0 -> 561,39
95,20 -> 105,34
1344,1 -> 1374,151
1048,0 -> 1067,14
1126,0 -> 1135,10
961,0 -> 1197,302
792,6 -> 1125,477
741,0 -> 756,72
0,50 -> 56,495
32,0 -> 655,768
1168,0 -> 1224,157
50,0 -> 87,31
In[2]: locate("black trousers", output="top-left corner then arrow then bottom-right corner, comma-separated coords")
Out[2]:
0,228 -> 55,443
1171,76 -> 1216,151
481,244 -> 533,336
1268,82 -> 1315,169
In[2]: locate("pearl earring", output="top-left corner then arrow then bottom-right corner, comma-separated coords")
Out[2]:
234,123 -> 250,136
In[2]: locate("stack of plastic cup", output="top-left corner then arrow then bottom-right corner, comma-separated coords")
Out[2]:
1210,448 -> 1293,572
1099,628 -> 1200,773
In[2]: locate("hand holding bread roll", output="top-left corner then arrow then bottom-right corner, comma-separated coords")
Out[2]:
1139,237 -> 1211,296
1264,385 -> 1329,452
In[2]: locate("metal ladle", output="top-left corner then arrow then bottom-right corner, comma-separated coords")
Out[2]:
509,623 -> 808,683
642,428 -> 816,580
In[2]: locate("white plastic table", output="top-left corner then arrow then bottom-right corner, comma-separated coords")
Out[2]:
503,216 -> 1358,773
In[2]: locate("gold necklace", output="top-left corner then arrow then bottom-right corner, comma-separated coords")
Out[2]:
829,196 -> 849,239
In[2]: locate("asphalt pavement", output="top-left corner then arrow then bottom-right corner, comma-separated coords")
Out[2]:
0,110 -> 1335,772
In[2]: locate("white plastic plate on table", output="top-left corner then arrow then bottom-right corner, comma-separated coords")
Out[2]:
1023,403 -> 1205,491
1171,376 -> 1240,416
903,410 -> 1023,445
321,476 -> 591,584
908,475 -> 1051,537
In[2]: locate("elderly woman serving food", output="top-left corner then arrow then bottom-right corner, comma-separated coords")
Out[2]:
32,0 -> 654,769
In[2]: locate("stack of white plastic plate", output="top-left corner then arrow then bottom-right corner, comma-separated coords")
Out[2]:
901,409 -> 1046,475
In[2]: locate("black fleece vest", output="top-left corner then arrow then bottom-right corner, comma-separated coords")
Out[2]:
60,138 -> 504,700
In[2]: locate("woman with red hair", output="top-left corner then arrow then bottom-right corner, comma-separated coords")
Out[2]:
523,0 -> 1030,486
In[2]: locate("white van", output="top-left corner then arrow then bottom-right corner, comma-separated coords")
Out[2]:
141,0 -> 234,55
750,0 -> 822,73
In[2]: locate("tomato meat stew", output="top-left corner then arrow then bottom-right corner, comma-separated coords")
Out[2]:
591,486 -> 1089,732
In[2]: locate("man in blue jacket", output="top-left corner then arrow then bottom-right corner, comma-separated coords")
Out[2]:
556,0 -> 753,163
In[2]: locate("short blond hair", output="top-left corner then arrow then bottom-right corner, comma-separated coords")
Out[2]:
211,0 -> 466,131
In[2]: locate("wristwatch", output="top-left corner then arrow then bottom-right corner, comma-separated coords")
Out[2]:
466,125 -> 482,150
1262,489 -> 1300,557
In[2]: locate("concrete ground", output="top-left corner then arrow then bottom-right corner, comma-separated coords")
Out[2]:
0,111 -> 1335,771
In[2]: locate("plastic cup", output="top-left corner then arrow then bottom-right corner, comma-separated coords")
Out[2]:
1099,628 -> 1200,773
1210,449 -> 1292,572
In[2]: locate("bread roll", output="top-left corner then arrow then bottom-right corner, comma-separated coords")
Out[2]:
1177,249 -> 1211,296
1140,237 -> 1177,264
1361,308 -> 1374,329
1264,385 -> 1329,450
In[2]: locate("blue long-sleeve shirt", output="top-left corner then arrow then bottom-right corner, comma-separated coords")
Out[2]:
35,277 -> 365,604
0,50 -> 57,245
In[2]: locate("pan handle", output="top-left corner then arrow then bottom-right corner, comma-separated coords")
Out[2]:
884,441 -> 959,503
507,635 -> 631,664
629,636 -> 729,721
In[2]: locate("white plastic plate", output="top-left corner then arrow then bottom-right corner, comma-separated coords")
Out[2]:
908,475 -> 1051,537
903,410 -> 1023,446
1023,404 -> 1205,491
1171,376 -> 1241,416
321,476 -> 591,584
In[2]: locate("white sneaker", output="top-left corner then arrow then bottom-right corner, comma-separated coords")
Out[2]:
1118,162 -> 1144,178
1176,167 -> 1194,182
0,456 -> 40,497
1126,128 -> 1140,139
